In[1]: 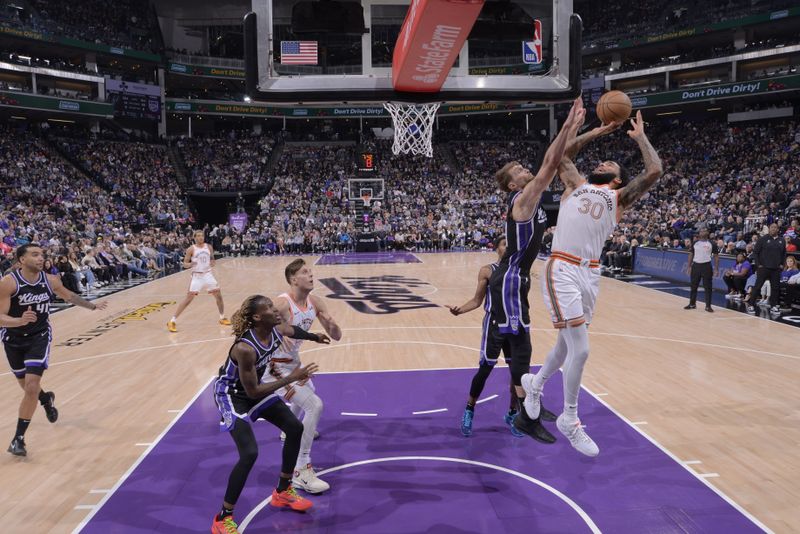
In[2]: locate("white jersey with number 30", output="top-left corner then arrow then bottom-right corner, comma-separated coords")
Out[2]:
552,183 -> 619,260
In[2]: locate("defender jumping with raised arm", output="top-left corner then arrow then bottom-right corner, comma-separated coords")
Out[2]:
488,98 -> 585,443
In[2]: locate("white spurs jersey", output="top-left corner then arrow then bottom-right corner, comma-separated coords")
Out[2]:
270,293 -> 317,373
190,244 -> 212,273
552,183 -> 619,260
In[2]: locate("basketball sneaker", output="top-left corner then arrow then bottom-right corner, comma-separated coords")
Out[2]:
42,391 -> 58,423
512,410 -> 556,444
270,485 -> 313,511
520,373 -> 541,419
556,414 -> 599,457
211,514 -> 240,534
503,410 -> 524,438
460,407 -> 474,436
540,402 -> 557,422
292,464 -> 330,494
219,318 -> 232,326
7,436 -> 26,457
167,320 -> 177,332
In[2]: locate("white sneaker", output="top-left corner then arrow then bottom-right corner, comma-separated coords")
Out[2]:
292,464 -> 330,494
520,373 -> 541,419
556,414 -> 599,457
280,430 -> 319,441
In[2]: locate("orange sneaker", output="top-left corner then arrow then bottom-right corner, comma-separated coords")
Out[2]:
219,318 -> 232,326
211,514 -> 240,534
167,320 -> 177,333
270,485 -> 313,512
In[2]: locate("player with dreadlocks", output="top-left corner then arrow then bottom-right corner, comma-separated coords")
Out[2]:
211,295 -> 331,534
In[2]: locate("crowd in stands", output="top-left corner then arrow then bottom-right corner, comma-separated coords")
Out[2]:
177,131 -> 277,191
584,33 -> 800,79
0,125 -> 189,292
56,138 -> 193,225
577,0 -> 797,51
2,110 -> 799,309
0,0 -> 159,52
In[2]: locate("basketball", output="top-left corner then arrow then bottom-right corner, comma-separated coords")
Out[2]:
596,90 -> 632,124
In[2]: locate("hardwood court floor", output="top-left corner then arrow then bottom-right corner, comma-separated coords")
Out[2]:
0,253 -> 797,533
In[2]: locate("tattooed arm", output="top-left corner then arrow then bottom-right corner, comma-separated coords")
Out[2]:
617,111 -> 663,211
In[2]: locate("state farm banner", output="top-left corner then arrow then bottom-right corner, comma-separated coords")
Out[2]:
391,0 -> 484,92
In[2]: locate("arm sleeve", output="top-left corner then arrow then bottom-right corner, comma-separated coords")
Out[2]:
289,326 -> 320,342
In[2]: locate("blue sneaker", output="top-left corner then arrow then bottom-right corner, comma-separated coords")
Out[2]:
461,408 -> 474,436
504,411 -> 524,438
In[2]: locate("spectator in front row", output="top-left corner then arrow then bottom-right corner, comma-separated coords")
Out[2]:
723,253 -> 751,299
779,256 -> 800,309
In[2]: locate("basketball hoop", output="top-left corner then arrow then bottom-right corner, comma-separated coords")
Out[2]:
383,102 -> 440,158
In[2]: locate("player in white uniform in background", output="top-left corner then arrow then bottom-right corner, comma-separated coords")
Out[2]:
167,230 -> 231,332
270,258 -> 342,494
522,110 -> 663,456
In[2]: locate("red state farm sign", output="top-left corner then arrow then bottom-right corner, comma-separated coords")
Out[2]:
392,0 -> 485,93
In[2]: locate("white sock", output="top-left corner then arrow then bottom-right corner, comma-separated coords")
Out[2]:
534,330 -> 568,391
219,314 -> 225,319
171,316 -> 176,323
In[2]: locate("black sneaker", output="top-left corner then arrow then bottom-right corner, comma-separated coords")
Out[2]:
684,304 -> 696,310
8,437 -> 26,457
513,410 -> 556,444
42,391 -> 58,423
540,401 -> 557,423
705,306 -> 714,313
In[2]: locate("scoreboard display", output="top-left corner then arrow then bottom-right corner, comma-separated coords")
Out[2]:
105,79 -> 161,121
357,152 -> 377,176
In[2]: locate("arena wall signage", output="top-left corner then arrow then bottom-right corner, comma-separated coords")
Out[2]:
166,100 -> 539,118
633,248 -> 736,292
629,75 -> 800,109
168,63 -> 246,79
0,24 -> 161,62
165,62 -> 540,80
594,7 -> 800,52
0,91 -> 114,117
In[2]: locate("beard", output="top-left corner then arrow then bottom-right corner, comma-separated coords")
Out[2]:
588,172 -> 616,185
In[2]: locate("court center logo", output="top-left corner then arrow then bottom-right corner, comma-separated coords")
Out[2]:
319,275 -> 438,314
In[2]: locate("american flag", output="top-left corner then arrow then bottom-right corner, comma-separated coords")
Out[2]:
280,41 -> 318,65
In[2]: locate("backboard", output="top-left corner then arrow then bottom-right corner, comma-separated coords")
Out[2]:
244,0 -> 582,104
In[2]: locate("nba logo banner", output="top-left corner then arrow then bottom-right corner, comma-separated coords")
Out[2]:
522,20 -> 543,65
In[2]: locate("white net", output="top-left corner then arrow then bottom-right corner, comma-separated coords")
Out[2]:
383,102 -> 441,158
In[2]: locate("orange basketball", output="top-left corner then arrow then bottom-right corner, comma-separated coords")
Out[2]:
596,90 -> 632,124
